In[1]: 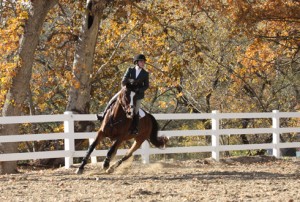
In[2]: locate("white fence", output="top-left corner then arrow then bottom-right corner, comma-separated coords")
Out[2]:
0,110 -> 299,169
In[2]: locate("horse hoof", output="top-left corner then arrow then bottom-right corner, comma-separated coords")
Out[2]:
106,167 -> 114,174
102,162 -> 110,170
75,168 -> 84,175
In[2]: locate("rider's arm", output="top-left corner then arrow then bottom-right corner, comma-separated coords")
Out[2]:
138,72 -> 149,93
121,68 -> 132,87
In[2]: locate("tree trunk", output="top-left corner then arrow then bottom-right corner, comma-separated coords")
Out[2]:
0,0 -> 57,174
66,0 -> 105,132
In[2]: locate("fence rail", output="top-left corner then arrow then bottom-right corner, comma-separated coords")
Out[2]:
0,110 -> 300,168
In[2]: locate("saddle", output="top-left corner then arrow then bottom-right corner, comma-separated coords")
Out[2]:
138,109 -> 146,118
107,101 -> 146,119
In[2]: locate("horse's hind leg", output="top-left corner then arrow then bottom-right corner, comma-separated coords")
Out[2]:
102,140 -> 122,171
75,132 -> 103,174
107,140 -> 142,173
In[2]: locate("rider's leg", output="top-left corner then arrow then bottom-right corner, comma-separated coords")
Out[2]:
130,99 -> 141,134
96,91 -> 120,121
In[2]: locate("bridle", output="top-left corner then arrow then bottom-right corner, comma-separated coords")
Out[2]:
118,87 -> 136,119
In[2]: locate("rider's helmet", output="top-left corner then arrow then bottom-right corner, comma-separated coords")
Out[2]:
133,54 -> 146,64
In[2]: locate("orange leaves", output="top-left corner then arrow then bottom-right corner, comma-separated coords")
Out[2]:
0,0 -> 298,116
0,19 -> 22,56
0,2 -> 28,111
176,92 -> 183,98
158,101 -> 167,109
73,80 -> 81,89
222,0 -> 300,49
65,72 -> 72,81
238,38 -> 278,79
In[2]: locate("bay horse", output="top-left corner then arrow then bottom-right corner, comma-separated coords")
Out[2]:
76,83 -> 168,174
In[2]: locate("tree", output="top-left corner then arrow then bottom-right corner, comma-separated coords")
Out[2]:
0,0 -> 298,167
66,0 -> 105,116
65,0 -> 142,132
0,0 -> 57,174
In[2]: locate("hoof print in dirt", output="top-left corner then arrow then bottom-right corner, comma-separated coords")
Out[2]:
106,167 -> 114,174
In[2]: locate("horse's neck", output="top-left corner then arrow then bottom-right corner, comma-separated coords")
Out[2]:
111,100 -> 125,117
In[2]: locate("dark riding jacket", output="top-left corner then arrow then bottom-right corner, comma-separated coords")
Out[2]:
122,67 -> 149,100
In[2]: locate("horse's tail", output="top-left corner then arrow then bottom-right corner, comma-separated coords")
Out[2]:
148,113 -> 168,148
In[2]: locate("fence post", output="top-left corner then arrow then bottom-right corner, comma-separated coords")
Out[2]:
272,110 -> 281,158
211,110 -> 220,161
64,111 -> 75,168
141,141 -> 150,164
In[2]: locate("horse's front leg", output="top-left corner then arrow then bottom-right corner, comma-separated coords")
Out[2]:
75,132 -> 103,174
103,140 -> 121,171
107,140 -> 142,173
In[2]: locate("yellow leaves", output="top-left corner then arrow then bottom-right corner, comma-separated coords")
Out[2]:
18,11 -> 29,20
176,92 -> 183,98
169,100 -> 176,107
240,39 -> 277,76
1,76 -> 9,84
0,9 -> 25,64
158,101 -> 167,109
53,125 -> 64,133
0,62 -> 17,104
74,81 -> 81,89
65,72 -> 72,80
38,103 -> 47,112
161,66 -> 169,72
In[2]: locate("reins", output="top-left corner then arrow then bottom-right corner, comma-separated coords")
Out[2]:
106,88 -> 131,128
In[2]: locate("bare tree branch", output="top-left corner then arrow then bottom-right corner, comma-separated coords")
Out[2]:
94,21 -> 142,75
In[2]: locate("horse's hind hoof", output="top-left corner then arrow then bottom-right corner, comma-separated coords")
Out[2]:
75,168 -> 84,175
106,167 -> 114,174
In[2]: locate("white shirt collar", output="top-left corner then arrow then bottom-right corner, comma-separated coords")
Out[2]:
135,65 -> 142,78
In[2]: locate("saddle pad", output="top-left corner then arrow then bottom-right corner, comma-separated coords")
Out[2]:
139,109 -> 146,118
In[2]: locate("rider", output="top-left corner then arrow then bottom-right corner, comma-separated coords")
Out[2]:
97,54 -> 149,135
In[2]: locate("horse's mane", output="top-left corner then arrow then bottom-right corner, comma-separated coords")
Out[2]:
117,86 -> 128,105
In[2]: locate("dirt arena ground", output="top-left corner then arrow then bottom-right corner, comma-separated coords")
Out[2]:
1,156 -> 300,202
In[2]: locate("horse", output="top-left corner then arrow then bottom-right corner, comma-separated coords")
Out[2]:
76,83 -> 168,174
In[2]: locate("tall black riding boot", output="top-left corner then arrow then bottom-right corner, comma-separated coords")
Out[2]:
130,114 -> 139,135
96,113 -> 105,121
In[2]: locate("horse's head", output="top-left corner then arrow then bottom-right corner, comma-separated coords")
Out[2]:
118,85 -> 137,119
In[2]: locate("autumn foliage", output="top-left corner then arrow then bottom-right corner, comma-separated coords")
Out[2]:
1,0 -> 299,115
0,0 -> 299,169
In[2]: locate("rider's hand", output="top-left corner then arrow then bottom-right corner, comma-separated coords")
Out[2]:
128,79 -> 135,84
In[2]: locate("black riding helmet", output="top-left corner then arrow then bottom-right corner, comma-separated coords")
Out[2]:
133,54 -> 146,64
